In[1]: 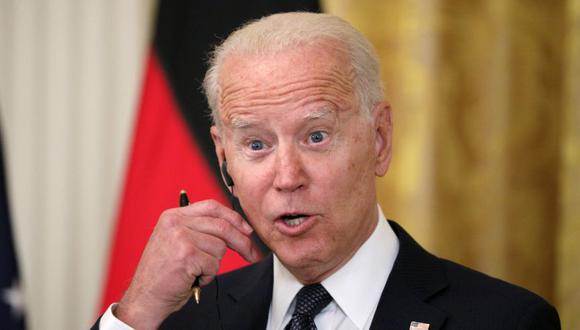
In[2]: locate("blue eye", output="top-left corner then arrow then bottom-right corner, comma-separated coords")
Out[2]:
249,140 -> 264,151
309,131 -> 325,143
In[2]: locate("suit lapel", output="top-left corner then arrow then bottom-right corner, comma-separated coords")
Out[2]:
218,255 -> 274,330
370,221 -> 449,330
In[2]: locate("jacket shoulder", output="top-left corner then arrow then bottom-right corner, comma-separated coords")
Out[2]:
387,220 -> 560,329
435,258 -> 560,329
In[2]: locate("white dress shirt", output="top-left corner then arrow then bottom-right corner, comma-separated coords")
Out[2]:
100,206 -> 399,330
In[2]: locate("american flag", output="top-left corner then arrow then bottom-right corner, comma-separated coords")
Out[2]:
410,321 -> 430,330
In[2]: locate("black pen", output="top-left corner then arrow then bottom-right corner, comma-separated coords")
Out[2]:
180,190 -> 201,304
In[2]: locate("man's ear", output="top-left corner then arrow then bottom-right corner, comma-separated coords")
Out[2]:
210,125 -> 225,167
211,125 -> 236,193
372,102 -> 393,177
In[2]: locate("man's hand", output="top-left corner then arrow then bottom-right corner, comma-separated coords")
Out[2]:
114,199 -> 261,330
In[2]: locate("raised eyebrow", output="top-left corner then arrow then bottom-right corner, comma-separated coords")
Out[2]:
230,117 -> 254,129
303,108 -> 336,121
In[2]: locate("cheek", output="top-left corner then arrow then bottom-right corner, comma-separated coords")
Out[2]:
314,156 -> 370,210
330,138 -> 377,207
345,134 -> 375,180
233,164 -> 274,220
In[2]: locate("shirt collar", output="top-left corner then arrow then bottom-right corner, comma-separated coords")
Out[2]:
269,205 -> 399,329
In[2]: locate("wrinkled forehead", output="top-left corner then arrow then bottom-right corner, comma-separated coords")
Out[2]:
216,41 -> 357,127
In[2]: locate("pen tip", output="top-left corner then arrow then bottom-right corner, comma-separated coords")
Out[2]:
192,287 -> 201,304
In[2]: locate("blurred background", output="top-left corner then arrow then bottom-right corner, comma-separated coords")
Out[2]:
0,0 -> 578,329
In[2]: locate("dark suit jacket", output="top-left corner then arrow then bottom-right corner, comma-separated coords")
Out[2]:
95,221 -> 560,329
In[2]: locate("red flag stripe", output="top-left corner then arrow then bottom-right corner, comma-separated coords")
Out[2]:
99,52 -> 247,313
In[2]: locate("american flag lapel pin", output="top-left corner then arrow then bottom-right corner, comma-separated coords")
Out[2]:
409,321 -> 430,330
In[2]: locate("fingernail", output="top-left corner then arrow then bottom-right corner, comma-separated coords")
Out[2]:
243,221 -> 253,234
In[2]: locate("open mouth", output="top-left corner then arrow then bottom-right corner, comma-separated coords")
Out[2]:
280,213 -> 309,227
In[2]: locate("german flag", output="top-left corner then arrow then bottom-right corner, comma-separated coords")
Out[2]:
99,0 -> 320,313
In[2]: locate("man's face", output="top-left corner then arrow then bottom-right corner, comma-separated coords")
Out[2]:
211,41 -> 392,283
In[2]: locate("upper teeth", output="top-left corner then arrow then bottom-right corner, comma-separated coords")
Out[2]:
284,216 -> 306,226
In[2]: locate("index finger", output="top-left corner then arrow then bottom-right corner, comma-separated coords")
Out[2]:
177,199 -> 253,235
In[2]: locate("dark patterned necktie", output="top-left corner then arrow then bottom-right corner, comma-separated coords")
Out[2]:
285,284 -> 333,330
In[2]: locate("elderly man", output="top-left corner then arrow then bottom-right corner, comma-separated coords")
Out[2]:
95,12 -> 559,330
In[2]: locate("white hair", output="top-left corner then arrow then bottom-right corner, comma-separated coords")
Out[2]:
203,12 -> 384,126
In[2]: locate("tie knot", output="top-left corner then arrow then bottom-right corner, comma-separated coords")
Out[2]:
294,284 -> 332,317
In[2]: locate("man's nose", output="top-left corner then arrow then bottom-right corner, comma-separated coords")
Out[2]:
273,144 -> 306,192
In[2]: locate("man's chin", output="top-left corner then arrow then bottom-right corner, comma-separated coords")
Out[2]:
274,248 -> 334,283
